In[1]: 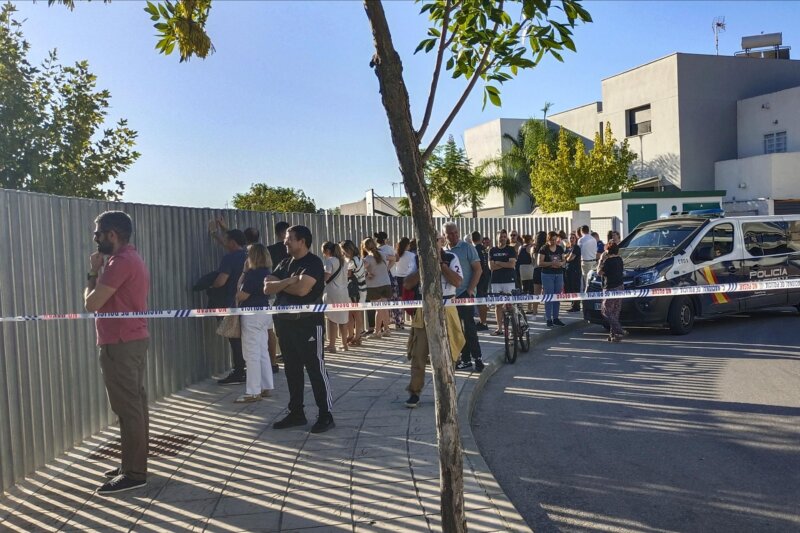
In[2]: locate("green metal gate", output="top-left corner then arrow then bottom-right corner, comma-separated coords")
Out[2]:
627,203 -> 657,233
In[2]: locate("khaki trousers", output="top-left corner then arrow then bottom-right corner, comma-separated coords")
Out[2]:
99,338 -> 149,481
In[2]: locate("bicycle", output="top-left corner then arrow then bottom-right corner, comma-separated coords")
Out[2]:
491,290 -> 531,363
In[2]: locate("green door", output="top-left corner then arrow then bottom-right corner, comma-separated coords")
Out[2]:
627,203 -> 657,233
683,202 -> 720,212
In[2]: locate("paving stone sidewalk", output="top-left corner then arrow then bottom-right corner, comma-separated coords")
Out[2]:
0,308 -> 584,532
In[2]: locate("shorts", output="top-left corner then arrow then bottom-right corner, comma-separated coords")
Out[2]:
491,282 -> 516,295
367,285 -> 392,301
533,266 -> 542,285
476,276 -> 490,297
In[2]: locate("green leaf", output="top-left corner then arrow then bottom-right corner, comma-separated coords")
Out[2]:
550,49 -> 563,62
157,3 -> 169,19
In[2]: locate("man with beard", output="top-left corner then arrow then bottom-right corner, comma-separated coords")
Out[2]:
84,211 -> 151,495
264,225 -> 334,433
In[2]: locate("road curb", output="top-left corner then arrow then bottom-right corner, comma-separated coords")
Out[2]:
456,319 -> 589,532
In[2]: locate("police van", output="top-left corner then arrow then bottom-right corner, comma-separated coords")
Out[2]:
584,211 -> 800,334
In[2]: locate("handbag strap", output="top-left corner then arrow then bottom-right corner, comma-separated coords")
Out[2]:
326,260 -> 343,285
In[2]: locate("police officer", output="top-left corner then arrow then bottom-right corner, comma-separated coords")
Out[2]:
264,225 -> 335,433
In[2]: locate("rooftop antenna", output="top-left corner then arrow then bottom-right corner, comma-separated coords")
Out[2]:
712,16 -> 726,55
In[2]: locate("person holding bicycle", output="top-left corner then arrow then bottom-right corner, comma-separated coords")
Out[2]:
538,231 -> 567,328
489,229 -> 517,335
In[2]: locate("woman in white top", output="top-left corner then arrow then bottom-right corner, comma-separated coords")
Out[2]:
322,241 -> 350,353
340,240 -> 366,347
390,237 -> 416,329
362,237 -> 392,338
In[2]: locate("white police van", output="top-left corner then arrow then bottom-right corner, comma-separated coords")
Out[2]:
584,211 -> 800,334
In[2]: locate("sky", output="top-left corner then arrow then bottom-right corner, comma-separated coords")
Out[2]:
12,1 -> 800,209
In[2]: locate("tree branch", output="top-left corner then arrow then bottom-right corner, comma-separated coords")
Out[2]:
416,0 -> 453,142
420,0 -> 503,163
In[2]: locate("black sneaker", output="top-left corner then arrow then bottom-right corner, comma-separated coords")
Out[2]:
217,370 -> 246,385
104,467 -> 121,478
553,319 -> 566,327
546,320 -> 554,328
310,413 -> 335,433
475,323 -> 489,331
405,394 -> 420,408
474,358 -> 485,372
273,412 -> 307,430
96,475 -> 147,496
455,360 -> 473,371
271,364 -> 280,374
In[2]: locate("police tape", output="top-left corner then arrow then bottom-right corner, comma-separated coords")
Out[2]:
1,278 -> 799,323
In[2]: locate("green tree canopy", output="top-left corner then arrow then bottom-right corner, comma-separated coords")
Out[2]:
232,183 -> 317,213
424,136 -> 489,217
0,3 -> 139,200
531,123 -> 637,212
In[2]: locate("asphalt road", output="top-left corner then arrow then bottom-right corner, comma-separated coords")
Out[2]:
473,309 -> 800,533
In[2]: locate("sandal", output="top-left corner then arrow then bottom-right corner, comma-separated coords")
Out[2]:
234,394 -> 261,404
349,338 -> 362,347
325,346 -> 337,353
491,329 -> 503,336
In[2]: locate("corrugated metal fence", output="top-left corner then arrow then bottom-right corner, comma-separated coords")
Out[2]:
0,188 -> 572,493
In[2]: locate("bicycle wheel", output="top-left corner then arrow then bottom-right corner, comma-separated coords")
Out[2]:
516,306 -> 531,353
503,312 -> 517,363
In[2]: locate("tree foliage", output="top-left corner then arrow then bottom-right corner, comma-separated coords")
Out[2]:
232,183 -> 317,213
531,123 -> 637,212
0,3 -> 139,200
424,136 -> 490,217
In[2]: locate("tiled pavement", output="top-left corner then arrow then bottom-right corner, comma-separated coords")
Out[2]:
0,307 -> 584,532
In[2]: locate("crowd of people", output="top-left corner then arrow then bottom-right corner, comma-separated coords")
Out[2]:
83,210 -> 624,495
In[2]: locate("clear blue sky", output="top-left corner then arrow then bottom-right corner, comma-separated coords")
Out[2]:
14,1 -> 800,209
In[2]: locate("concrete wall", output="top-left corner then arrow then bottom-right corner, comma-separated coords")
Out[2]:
716,152 -> 800,204
677,54 -> 800,191
601,55 -> 682,187
738,86 -> 800,158
548,102 -> 602,143
463,118 -> 531,215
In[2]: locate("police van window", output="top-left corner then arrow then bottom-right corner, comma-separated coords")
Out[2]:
788,221 -> 800,253
692,223 -> 734,263
742,221 -> 788,257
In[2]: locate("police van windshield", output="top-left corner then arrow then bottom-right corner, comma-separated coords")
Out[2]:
624,222 -> 704,250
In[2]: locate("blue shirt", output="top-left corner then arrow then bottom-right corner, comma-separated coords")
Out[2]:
446,240 -> 480,295
218,249 -> 247,307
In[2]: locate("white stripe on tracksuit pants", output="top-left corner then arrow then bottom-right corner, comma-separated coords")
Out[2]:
273,316 -> 333,416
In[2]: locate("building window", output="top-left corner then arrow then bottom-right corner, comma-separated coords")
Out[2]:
764,131 -> 787,154
598,121 -> 604,142
627,104 -> 651,136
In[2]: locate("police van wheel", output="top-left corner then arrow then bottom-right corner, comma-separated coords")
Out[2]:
668,297 -> 694,335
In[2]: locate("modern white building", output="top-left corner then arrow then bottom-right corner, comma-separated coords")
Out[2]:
715,85 -> 800,215
464,46 -> 800,217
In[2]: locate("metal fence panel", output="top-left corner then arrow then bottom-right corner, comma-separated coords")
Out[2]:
0,188 -> 578,493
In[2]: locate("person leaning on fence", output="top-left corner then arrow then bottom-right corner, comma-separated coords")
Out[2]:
84,211 -> 151,496
234,243 -> 274,403
404,235 -> 465,408
598,242 -> 626,342
264,225 -> 335,433
212,229 -> 248,385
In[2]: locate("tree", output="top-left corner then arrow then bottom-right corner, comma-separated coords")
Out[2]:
425,136 -> 489,217
531,122 -> 637,212
0,3 -> 139,200
52,1 -> 592,529
232,183 -> 317,213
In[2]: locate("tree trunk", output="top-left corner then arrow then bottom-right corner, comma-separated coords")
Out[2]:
363,2 -> 466,531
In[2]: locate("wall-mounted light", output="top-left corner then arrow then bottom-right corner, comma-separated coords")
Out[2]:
739,183 -> 747,189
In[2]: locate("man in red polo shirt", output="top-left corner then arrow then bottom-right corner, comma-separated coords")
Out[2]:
84,211 -> 150,496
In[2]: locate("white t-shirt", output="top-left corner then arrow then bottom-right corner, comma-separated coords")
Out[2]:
392,251 -> 418,277
441,252 -> 462,297
578,234 -> 597,261
378,244 -> 395,263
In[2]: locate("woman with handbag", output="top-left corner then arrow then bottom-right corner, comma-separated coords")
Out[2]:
234,243 -> 274,403
322,241 -> 350,353
341,240 -> 366,347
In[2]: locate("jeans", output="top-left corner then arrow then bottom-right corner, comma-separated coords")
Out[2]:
541,272 -> 564,321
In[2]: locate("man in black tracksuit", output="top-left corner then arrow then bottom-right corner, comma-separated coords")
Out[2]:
264,225 -> 335,433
